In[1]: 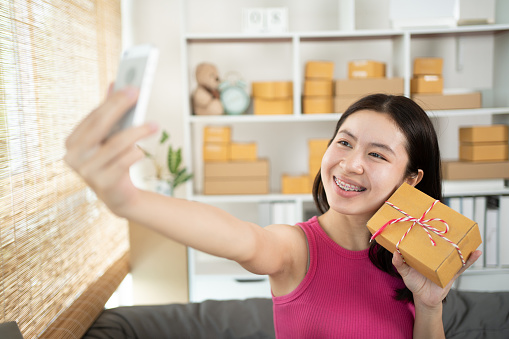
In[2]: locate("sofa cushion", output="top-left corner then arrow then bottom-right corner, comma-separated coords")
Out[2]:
83,298 -> 275,339
443,289 -> 509,339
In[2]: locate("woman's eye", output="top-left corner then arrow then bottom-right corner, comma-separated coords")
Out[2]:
369,152 -> 386,160
338,140 -> 351,147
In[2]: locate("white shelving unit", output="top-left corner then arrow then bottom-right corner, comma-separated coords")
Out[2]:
179,1 -> 509,301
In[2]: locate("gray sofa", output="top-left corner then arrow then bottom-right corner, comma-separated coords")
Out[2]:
83,289 -> 509,339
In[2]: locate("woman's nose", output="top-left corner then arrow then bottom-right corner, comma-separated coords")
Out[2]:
340,151 -> 364,174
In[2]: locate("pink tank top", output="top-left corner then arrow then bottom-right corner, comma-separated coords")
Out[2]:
272,216 -> 415,338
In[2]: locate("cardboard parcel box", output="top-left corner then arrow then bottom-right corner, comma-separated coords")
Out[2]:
367,183 -> 481,288
204,159 -> 269,195
442,160 -> 509,180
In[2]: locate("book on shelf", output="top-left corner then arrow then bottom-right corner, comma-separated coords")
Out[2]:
259,201 -> 300,226
485,196 -> 499,267
472,196 -> 486,269
258,202 -> 272,228
499,196 -> 509,268
445,197 -> 462,213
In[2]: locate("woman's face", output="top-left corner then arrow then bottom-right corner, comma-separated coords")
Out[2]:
321,110 -> 413,217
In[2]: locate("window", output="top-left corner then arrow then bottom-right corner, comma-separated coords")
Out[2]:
0,1 -> 128,337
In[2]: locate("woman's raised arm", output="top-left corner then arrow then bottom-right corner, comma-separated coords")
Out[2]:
64,88 -> 298,276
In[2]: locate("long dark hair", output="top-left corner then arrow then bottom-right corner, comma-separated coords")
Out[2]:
312,94 -> 442,303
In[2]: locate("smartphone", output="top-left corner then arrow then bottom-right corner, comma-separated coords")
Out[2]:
108,44 -> 159,138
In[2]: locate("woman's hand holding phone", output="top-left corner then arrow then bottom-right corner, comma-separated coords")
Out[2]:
64,88 -> 158,215
65,44 -> 159,215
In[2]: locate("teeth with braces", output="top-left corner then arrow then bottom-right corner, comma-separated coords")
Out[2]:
334,177 -> 365,192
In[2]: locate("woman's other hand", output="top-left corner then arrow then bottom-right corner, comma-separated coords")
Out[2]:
393,249 -> 482,309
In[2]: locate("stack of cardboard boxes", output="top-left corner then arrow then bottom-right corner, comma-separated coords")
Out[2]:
442,125 -> 509,180
411,57 -> 444,94
203,125 -> 269,195
411,57 -> 482,110
459,125 -> 509,162
252,81 -> 293,115
281,138 -> 329,194
302,61 -> 334,114
334,60 -> 404,113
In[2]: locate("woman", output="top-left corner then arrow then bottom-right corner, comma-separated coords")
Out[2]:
65,90 -> 480,338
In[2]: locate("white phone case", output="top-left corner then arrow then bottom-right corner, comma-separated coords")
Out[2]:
108,44 -> 159,138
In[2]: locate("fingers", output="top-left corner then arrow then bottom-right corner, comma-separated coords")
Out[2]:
93,143 -> 147,191
107,82 -> 115,98
77,122 -> 158,180
66,88 -> 139,153
454,250 -> 482,278
392,251 -> 411,278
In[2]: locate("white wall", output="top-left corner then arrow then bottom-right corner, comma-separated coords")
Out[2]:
121,0 -> 188,305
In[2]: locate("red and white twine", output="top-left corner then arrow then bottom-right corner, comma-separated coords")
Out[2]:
370,200 -> 466,266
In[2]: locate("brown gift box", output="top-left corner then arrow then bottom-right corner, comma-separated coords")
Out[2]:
253,97 -> 293,115
459,143 -> 509,162
334,78 -> 404,96
281,174 -> 311,194
204,159 -> 269,195
412,92 -> 481,110
411,75 -> 443,94
252,81 -> 293,99
203,126 -> 231,143
442,160 -> 509,180
204,159 -> 269,178
204,178 -> 269,195
459,125 -> 509,143
367,183 -> 482,288
305,61 -> 334,80
303,97 -> 333,114
308,138 -> 329,157
230,142 -> 257,161
413,57 -> 443,76
203,142 -> 229,162
334,95 -> 362,113
304,79 -> 333,96
348,60 -> 386,79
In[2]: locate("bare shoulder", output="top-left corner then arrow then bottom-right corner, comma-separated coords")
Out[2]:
263,223 -> 309,297
264,223 -> 307,250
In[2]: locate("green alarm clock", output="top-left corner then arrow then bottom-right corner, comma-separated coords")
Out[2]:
219,73 -> 250,115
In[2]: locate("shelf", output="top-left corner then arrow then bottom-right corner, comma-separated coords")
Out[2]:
192,185 -> 509,204
463,267 -> 509,276
185,32 -> 294,43
185,24 -> 509,43
189,108 -> 509,124
189,113 -> 341,124
298,29 -> 404,41
443,179 -> 509,197
191,193 -> 313,204
407,24 -> 509,37
428,107 -> 509,118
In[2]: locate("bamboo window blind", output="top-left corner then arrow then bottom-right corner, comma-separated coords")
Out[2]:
0,1 -> 130,338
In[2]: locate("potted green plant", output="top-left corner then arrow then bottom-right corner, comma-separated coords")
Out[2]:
139,130 -> 193,196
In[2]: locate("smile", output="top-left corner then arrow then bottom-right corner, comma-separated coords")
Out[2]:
334,176 -> 366,192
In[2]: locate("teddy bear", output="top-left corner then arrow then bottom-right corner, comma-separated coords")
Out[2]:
192,62 -> 224,115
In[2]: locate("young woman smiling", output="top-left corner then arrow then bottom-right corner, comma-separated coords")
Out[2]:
65,91 -> 480,338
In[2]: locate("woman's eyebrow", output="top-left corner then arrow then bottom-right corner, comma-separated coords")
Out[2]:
338,129 -> 357,141
338,129 -> 395,156
370,142 -> 396,156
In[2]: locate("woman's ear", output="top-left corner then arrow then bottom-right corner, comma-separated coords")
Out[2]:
406,169 -> 423,187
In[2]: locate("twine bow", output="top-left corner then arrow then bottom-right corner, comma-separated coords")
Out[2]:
370,200 -> 466,266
